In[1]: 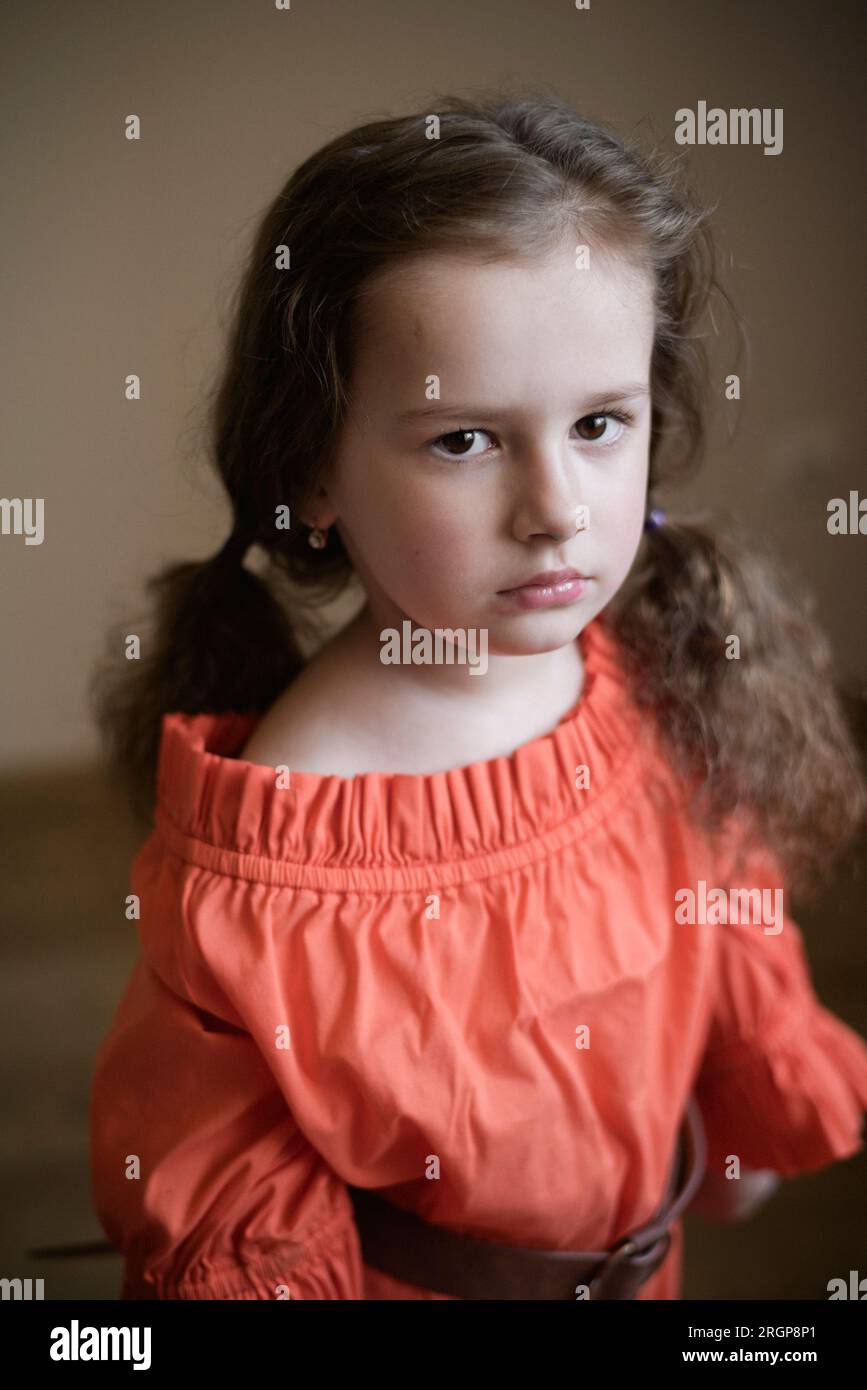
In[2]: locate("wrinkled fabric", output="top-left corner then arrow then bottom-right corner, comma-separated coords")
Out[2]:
89,616 -> 867,1300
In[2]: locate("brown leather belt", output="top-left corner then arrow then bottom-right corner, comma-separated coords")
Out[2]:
348,1095 -> 706,1299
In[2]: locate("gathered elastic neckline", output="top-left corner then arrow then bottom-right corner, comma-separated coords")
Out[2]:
153,615 -> 649,890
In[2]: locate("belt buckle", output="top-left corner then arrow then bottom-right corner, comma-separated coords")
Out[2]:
587,1229 -> 672,1300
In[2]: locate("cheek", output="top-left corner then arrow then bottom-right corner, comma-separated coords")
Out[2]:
345,470 -> 483,597
586,457 -> 648,570
610,513 -> 645,579
385,473 -> 484,559
398,507 -> 483,591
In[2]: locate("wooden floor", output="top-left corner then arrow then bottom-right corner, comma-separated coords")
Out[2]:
2,711 -> 866,1301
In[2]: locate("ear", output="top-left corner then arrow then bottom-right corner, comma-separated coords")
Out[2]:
296,481 -> 337,531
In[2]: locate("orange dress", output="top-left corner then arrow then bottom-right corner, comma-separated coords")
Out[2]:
89,616 -> 867,1300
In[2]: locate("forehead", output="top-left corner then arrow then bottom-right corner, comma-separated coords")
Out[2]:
349,241 -> 656,403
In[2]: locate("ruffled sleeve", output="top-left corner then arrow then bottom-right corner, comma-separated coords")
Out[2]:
89,946 -> 365,1300
693,842 -> 867,1178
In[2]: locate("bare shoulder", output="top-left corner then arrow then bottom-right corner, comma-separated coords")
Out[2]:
238,622 -> 379,776
238,673 -> 334,774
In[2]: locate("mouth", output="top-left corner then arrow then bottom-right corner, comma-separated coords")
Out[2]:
495,570 -> 591,611
496,568 -> 587,594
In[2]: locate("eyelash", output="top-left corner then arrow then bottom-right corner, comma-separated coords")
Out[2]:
426,408 -> 636,462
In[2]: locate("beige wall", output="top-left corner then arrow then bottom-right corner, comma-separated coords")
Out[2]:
2,0 -> 864,772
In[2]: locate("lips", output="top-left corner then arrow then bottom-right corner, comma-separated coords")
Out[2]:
498,568 -> 586,592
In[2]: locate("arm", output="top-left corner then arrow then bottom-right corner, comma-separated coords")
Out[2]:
693,839 -> 867,1180
90,958 -> 364,1299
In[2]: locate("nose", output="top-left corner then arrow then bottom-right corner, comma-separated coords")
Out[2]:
510,446 -> 588,543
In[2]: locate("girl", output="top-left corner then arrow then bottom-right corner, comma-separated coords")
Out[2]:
89,91 -> 867,1300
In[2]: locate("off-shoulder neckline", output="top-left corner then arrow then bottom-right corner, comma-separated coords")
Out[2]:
152,615 -> 648,884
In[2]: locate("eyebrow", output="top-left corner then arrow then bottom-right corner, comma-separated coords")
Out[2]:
394,382 -> 650,424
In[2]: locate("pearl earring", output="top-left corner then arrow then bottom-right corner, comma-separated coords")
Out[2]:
308,526 -> 328,549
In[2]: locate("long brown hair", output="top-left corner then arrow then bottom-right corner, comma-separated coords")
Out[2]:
89,87 -> 864,895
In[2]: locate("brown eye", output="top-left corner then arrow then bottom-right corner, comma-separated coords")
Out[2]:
439,430 -> 479,456
576,414 -> 609,441
431,428 -> 494,460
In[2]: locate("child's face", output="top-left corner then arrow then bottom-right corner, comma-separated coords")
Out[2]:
319,236 -> 655,651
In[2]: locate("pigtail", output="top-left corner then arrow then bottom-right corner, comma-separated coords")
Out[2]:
608,516 -> 866,897
88,544 -> 304,828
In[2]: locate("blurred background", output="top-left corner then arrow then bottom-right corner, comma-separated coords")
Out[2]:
1,0 -> 865,1299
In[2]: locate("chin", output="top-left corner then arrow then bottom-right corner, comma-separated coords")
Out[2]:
484,618 -> 588,658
